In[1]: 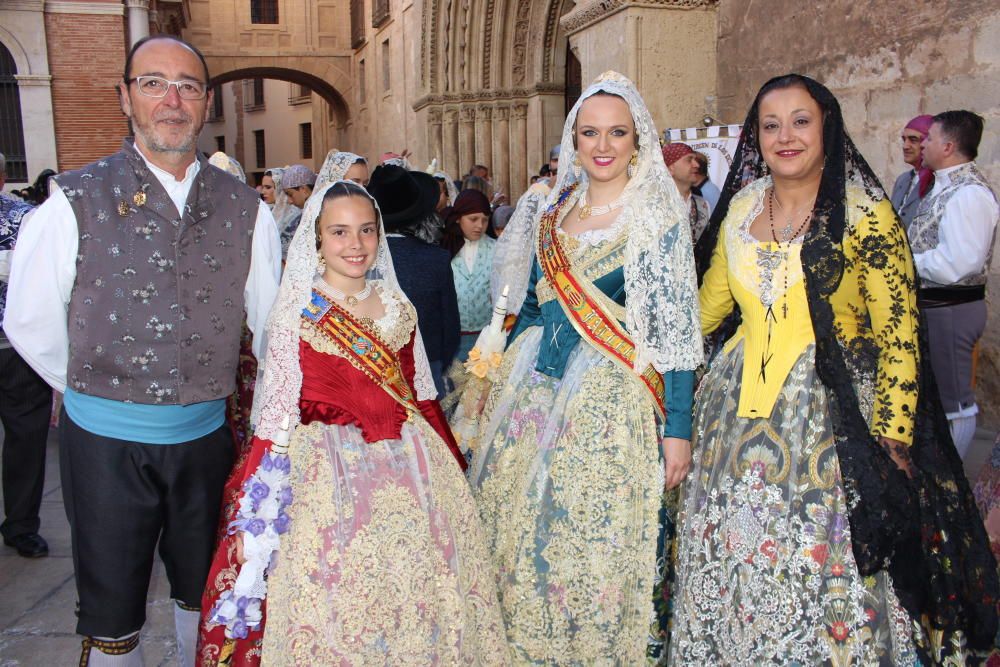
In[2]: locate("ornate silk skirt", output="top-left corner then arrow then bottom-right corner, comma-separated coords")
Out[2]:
261,416 -> 508,666
470,326 -> 667,665
669,341 -> 917,666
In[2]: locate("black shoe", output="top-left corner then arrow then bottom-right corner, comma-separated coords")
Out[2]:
3,532 -> 49,558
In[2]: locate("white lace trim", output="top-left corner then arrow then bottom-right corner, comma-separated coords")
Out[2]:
491,183 -> 550,313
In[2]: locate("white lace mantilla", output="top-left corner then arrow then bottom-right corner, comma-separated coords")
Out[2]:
541,71 -> 703,372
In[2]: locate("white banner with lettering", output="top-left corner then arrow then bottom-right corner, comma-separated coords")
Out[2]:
666,126 -> 742,189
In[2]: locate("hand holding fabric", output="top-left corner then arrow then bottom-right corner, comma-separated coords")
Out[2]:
662,436 -> 691,489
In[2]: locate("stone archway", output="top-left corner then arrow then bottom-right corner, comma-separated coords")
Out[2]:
208,63 -> 351,127
416,0 -> 576,198
204,61 -> 352,175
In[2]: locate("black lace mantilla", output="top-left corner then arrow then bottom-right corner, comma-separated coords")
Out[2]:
695,73 -> 998,661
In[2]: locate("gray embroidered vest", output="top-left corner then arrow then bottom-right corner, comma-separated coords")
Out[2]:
909,162 -> 998,288
56,140 -> 260,404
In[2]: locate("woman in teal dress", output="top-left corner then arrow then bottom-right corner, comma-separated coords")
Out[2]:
469,71 -> 702,664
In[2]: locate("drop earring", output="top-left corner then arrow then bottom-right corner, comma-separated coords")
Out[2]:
627,150 -> 638,178
317,250 -> 326,272
572,154 -> 582,178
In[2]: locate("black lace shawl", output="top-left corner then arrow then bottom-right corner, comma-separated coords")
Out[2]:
695,74 -> 998,658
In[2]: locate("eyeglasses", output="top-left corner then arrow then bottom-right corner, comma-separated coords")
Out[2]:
126,75 -> 208,100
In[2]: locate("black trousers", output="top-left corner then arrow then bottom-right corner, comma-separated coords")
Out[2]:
59,411 -> 234,638
0,346 -> 52,540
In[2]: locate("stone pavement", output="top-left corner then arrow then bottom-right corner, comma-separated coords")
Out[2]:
1,428 -> 177,666
1,423 -> 997,666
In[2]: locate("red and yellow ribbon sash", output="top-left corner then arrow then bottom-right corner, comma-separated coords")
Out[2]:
536,186 -> 666,419
303,289 -> 420,414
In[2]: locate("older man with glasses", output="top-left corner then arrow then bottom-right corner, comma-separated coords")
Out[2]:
3,35 -> 281,667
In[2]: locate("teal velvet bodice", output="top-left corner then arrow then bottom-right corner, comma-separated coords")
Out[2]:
510,259 -> 694,439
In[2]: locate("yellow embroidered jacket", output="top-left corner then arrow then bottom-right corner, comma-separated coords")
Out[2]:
700,180 -> 920,445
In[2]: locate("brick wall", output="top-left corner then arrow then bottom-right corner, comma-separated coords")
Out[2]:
44,11 -> 130,171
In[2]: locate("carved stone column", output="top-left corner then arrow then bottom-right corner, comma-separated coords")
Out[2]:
459,105 -> 476,179
560,0 -> 719,129
14,74 -> 58,176
509,103 -> 528,197
125,0 -> 151,47
475,105 -> 493,176
443,108 -> 460,179
492,105 -> 510,199
427,108 -> 444,169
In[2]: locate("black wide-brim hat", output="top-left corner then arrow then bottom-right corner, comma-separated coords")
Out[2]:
367,165 -> 441,230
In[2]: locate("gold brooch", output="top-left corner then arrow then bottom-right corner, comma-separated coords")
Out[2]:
133,190 -> 147,207
117,200 -> 130,217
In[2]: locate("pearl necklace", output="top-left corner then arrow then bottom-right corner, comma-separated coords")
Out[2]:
320,277 -> 372,306
579,191 -> 626,220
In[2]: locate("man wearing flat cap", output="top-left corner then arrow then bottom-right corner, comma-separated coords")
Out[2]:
367,165 -> 460,396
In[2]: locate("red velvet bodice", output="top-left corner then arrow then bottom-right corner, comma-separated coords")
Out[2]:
297,332 -> 463,467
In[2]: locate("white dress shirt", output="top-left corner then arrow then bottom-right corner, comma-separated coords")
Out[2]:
459,238 -> 480,272
3,147 -> 282,392
913,162 -> 999,285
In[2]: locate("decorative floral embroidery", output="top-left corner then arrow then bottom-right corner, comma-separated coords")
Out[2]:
472,328 -> 663,664
672,344 -> 917,665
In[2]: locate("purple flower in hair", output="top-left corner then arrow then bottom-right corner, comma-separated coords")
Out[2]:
279,486 -> 293,506
273,513 -> 291,534
273,454 -> 291,474
260,453 -> 274,472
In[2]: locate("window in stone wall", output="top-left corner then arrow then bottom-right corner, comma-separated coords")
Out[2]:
215,136 -> 226,154
209,85 -> 224,121
372,0 -> 389,28
300,122 -> 313,160
254,129 -> 266,168
359,59 -> 366,103
0,43 -> 27,183
244,78 -> 266,110
289,82 -> 310,104
350,0 -> 365,48
251,0 -> 279,24
381,39 -> 390,93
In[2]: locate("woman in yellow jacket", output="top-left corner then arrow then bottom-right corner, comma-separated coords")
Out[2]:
668,74 -> 997,666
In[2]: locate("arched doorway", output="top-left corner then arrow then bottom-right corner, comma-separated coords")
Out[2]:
200,67 -> 350,185
416,0 -> 577,199
0,42 -> 27,183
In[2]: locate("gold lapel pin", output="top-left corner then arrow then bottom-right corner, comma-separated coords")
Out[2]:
133,190 -> 147,207
117,200 -> 130,217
